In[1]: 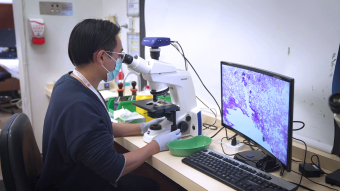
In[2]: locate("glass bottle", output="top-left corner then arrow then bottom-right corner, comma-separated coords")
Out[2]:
128,81 -> 137,101
114,82 -> 126,110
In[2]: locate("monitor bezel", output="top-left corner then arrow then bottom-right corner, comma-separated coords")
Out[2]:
220,61 -> 294,172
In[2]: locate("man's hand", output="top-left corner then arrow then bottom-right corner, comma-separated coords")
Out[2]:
153,129 -> 182,151
140,117 -> 165,135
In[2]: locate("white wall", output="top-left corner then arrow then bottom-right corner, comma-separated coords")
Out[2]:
17,0 -> 103,151
145,0 -> 340,152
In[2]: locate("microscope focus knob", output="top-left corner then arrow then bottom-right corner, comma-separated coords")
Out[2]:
150,124 -> 162,130
178,121 -> 189,133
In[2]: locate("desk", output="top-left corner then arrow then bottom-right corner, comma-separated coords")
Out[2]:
115,115 -> 339,191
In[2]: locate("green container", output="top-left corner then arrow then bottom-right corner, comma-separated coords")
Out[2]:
168,136 -> 212,157
107,96 -> 131,110
106,94 -> 171,119
107,96 -> 135,119
116,100 -> 136,111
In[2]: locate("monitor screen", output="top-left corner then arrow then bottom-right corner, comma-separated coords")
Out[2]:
221,62 -> 294,169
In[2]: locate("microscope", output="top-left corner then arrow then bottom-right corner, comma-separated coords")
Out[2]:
122,37 -> 203,143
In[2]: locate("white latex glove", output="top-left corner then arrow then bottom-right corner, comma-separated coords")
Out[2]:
153,129 -> 182,151
140,117 -> 165,134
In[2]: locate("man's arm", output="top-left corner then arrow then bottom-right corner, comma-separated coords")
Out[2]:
121,141 -> 160,176
112,123 -> 141,137
112,117 -> 165,137
120,129 -> 181,176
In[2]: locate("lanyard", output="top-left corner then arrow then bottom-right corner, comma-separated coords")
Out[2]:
73,69 -> 108,111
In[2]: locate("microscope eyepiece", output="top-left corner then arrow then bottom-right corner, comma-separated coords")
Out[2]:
122,54 -> 134,64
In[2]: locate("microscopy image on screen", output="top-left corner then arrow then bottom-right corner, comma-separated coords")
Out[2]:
222,65 -> 290,165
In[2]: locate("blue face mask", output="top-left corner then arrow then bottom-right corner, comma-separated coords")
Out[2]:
102,52 -> 124,82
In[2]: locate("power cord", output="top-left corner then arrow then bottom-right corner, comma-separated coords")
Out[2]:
311,154 -> 327,175
220,137 -> 236,156
242,139 -> 259,150
170,41 -> 221,116
292,158 -> 302,163
210,126 -> 225,138
293,121 -> 305,131
170,41 -> 188,70
293,137 -> 307,189
196,96 -> 218,131
291,137 -> 337,191
201,108 -> 218,136
291,170 -> 338,191
170,41 -> 235,141
203,124 -> 218,130
196,96 -> 217,123
291,123 -> 335,190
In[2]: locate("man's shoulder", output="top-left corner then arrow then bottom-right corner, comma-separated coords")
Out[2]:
54,72 -> 75,89
49,73 -> 95,108
52,72 -> 86,97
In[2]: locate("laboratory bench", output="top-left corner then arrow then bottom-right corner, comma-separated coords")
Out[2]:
114,113 -> 340,191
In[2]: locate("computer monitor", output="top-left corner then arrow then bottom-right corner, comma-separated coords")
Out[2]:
221,61 -> 294,172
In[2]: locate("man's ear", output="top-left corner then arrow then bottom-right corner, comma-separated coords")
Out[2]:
95,50 -> 105,64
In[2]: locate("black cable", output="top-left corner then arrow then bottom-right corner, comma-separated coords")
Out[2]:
280,162 -> 285,176
196,96 -> 217,130
292,158 -> 302,163
293,137 -> 307,189
292,170 -> 338,191
203,123 -> 218,130
224,127 -> 236,140
220,137 -> 235,156
171,42 -> 188,70
170,41 -> 222,116
171,44 -> 219,132
242,139 -> 259,150
170,41 -> 187,70
311,154 -> 327,175
170,43 -> 187,70
210,126 -> 224,138
177,42 -> 188,70
196,96 -> 217,120
293,121 -> 305,131
311,155 -> 320,168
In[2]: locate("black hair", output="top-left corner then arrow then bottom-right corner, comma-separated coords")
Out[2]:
68,19 -> 121,66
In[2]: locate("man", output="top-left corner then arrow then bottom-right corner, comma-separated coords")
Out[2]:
35,19 -> 181,191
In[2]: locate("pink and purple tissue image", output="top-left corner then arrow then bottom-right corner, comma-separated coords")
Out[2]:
222,65 -> 290,165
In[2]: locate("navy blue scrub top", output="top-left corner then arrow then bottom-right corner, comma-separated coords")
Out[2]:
35,72 -> 125,191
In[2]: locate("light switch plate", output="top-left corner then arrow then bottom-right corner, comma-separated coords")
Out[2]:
39,2 -> 73,16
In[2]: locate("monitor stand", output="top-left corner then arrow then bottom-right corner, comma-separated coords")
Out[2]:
233,150 -> 281,172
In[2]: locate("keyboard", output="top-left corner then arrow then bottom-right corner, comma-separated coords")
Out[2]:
182,149 -> 298,191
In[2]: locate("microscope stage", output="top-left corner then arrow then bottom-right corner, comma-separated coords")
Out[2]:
132,99 -> 180,118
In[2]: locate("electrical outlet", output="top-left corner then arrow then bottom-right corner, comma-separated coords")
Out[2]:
225,141 -> 244,152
